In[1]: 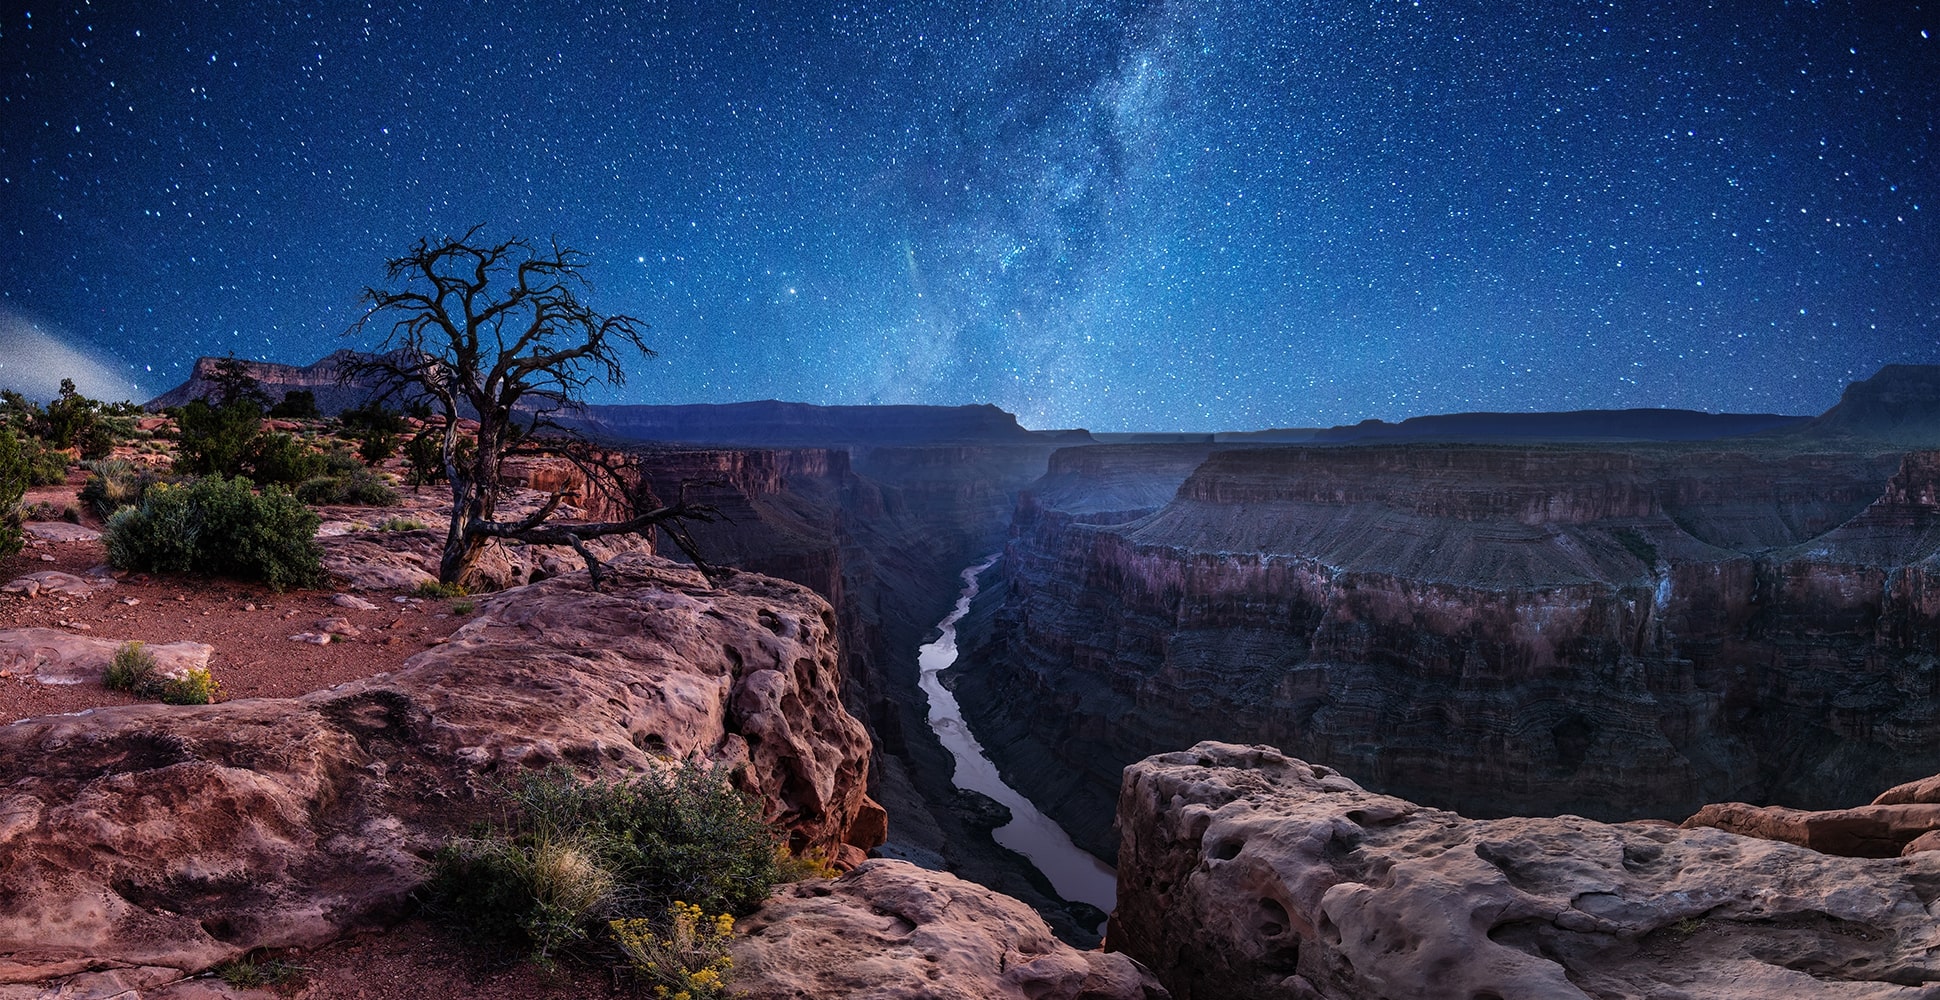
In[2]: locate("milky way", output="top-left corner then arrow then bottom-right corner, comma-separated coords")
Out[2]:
2,2 -> 1934,430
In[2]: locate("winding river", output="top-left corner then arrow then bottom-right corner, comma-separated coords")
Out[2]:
916,555 -> 1118,915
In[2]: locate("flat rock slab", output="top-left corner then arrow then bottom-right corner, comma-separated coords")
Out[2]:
1,571 -> 113,599
0,628 -> 213,685
23,522 -> 101,543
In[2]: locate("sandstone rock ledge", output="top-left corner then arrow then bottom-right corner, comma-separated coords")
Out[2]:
0,555 -> 877,987
733,859 -> 1168,1000
1114,742 -> 1940,1000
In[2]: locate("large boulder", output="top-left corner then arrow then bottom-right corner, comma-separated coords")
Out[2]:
0,555 -> 877,986
1113,742 -> 1940,1000
733,859 -> 1168,1000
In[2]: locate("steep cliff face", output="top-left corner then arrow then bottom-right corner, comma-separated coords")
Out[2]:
619,440 -> 1111,935
1112,742 -> 1940,1000
957,443 -> 1932,858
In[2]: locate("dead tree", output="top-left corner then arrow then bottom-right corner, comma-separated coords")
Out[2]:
342,226 -> 714,588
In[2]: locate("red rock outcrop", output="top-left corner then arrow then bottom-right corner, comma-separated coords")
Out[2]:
732,859 -> 1168,1000
0,555 -> 877,985
1113,741 -> 1940,1000
956,443 -> 1934,858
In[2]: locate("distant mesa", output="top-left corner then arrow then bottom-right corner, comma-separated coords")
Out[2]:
145,349 -> 392,414
576,399 -> 1069,447
1222,408 -> 1810,444
1793,364 -> 1940,446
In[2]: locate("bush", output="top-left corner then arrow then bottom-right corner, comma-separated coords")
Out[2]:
610,902 -> 737,1000
173,399 -> 261,477
104,475 -> 324,590
19,434 -> 71,486
424,762 -> 778,967
338,402 -> 405,466
105,641 -> 157,693
295,469 -> 398,507
414,579 -> 468,598
246,431 -> 325,487
80,459 -> 161,520
376,516 -> 428,532
158,665 -> 222,705
267,389 -> 320,419
1,430 -> 30,559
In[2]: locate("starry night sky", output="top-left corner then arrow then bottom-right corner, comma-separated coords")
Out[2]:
2,2 -> 1934,431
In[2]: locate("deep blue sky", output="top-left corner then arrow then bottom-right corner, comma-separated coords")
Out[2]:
2,1 -> 1934,431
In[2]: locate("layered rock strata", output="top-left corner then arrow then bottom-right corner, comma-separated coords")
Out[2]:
958,443 -> 1932,857
0,556 -> 877,984
1113,742 -> 1940,1000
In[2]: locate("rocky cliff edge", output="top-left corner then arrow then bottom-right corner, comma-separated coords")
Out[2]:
1115,741 -> 1940,1000
0,555 -> 881,985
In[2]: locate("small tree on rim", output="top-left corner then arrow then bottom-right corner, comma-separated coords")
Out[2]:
341,226 -> 715,588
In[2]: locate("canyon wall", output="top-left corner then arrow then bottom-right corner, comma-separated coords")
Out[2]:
956,442 -> 1938,859
618,438 -> 1115,937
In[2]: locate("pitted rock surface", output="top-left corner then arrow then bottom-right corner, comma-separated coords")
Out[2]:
0,555 -> 876,986
1114,741 -> 1940,1000
733,860 -> 1168,1000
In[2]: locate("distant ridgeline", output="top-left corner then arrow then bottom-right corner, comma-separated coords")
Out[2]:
147,353 -> 1940,449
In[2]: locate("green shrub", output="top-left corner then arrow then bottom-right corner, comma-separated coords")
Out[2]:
424,762 -> 779,967
173,399 -> 261,477
19,434 -> 71,486
105,641 -> 157,693
0,429 -> 22,559
414,579 -> 468,598
451,599 -> 476,616
246,431 -> 325,487
404,431 -> 448,486
338,402 -> 405,466
158,665 -> 222,705
375,516 -> 428,532
80,459 -> 160,519
104,476 -> 324,590
267,389 -> 320,419
295,468 -> 398,507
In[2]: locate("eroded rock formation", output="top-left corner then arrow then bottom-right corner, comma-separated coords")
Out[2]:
958,442 -> 1940,858
733,859 -> 1167,1000
0,556 -> 877,985
1113,742 -> 1940,1000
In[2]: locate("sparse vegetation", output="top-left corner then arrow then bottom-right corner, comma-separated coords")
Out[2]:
104,641 -> 157,693
338,401 -> 406,466
0,428 -> 25,558
216,956 -> 307,989
376,516 -> 428,532
610,902 -> 737,1000
80,459 -> 161,519
104,475 -> 325,590
294,468 -> 400,507
423,762 -> 777,969
414,579 -> 468,599
450,599 -> 476,615
158,665 -> 222,705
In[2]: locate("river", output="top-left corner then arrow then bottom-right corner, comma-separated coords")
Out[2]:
915,555 -> 1118,916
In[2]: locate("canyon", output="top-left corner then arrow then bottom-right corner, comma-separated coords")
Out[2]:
35,355 -> 1937,995
954,367 -> 1940,864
